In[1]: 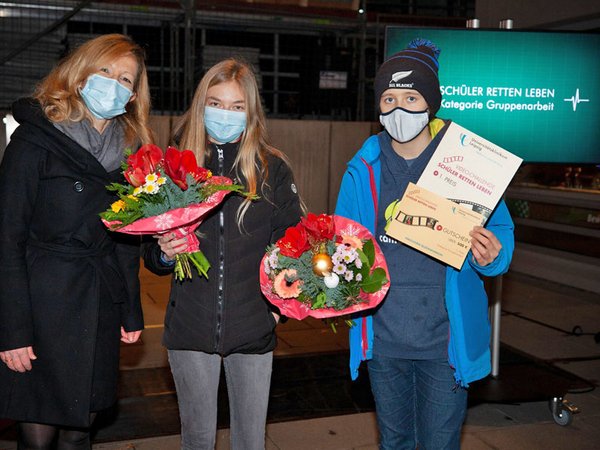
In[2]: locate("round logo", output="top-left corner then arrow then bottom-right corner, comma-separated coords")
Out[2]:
73,181 -> 84,192
290,183 -> 297,194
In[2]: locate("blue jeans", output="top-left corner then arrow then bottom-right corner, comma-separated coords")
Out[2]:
168,350 -> 273,450
368,356 -> 467,450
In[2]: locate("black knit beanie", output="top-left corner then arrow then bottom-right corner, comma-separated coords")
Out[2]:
374,38 -> 441,115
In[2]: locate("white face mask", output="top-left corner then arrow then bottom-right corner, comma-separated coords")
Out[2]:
379,107 -> 429,143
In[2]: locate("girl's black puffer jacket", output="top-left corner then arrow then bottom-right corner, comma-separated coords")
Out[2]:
143,141 -> 302,355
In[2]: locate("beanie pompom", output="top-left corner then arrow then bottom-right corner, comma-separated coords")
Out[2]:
407,38 -> 441,60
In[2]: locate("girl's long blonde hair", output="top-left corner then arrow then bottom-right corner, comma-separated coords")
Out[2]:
34,33 -> 153,145
174,58 -> 292,228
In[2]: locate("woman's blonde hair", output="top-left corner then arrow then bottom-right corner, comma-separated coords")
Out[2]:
174,58 -> 293,228
34,33 -> 153,145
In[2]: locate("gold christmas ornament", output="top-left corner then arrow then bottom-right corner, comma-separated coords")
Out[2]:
312,253 -> 333,276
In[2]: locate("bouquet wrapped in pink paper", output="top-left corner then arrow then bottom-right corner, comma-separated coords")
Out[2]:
100,144 -> 250,280
260,213 -> 390,321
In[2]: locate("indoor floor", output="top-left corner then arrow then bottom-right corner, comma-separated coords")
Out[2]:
1,266 -> 599,450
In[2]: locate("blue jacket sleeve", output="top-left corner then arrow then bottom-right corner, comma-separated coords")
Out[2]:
335,170 -> 359,221
468,200 -> 515,277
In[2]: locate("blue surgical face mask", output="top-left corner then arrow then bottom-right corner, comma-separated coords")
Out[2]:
204,106 -> 247,144
80,73 -> 133,120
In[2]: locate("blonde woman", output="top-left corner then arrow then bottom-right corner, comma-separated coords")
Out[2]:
144,58 -> 303,450
0,34 -> 152,449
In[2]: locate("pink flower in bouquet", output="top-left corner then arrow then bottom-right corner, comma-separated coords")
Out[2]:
123,144 -> 163,187
340,234 -> 364,250
273,269 -> 303,299
164,147 -> 212,190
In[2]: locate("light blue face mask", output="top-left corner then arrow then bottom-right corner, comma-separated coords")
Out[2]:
80,73 -> 133,120
204,106 -> 247,144
379,106 -> 429,143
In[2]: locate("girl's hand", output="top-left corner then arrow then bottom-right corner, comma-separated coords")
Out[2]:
470,226 -> 502,266
121,327 -> 142,344
0,346 -> 37,372
155,232 -> 189,260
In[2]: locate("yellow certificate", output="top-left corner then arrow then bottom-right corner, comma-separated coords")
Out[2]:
385,183 -> 483,269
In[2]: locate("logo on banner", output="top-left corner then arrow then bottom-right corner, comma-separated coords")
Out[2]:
563,88 -> 590,112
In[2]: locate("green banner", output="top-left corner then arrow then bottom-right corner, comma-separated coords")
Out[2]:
385,28 -> 600,164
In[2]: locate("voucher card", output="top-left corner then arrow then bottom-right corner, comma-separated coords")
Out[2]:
418,122 -> 523,224
386,183 -> 483,269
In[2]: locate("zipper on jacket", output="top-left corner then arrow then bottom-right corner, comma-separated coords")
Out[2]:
214,145 -> 225,352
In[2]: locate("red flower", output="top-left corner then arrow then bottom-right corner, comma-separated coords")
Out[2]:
276,223 -> 310,258
124,144 -> 163,187
164,146 -> 211,190
301,213 -> 335,245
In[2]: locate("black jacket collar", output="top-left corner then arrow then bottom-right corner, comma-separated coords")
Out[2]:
11,98 -> 115,179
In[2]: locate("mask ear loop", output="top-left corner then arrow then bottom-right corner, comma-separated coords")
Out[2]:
77,76 -> 87,97
77,73 -> 95,99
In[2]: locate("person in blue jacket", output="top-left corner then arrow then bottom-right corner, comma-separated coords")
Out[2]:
335,39 -> 515,449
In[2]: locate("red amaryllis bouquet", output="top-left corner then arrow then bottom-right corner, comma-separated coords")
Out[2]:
100,144 -> 250,280
260,213 -> 390,321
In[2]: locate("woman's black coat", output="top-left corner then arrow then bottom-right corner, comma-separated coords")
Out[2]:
144,141 -> 302,355
0,99 -> 143,427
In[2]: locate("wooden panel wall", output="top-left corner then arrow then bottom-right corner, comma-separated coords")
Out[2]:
149,115 -> 173,149
328,121 -> 374,213
267,119 -> 331,214
148,115 -> 377,213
